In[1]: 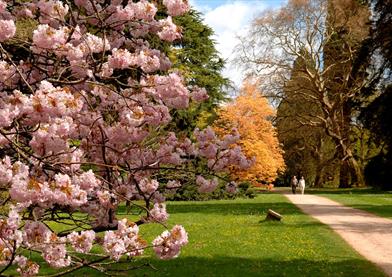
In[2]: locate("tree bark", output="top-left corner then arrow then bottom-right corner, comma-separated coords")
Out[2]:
339,160 -> 351,188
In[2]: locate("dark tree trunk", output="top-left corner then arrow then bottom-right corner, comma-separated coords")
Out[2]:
339,160 -> 351,188
314,165 -> 324,188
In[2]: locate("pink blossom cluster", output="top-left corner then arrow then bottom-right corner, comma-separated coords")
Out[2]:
158,17 -> 182,41
29,117 -> 76,156
194,127 -> 252,171
103,219 -> 147,261
149,203 -> 169,222
23,221 -> 71,268
163,0 -> 190,16
0,156 -> 12,185
191,86 -> 209,102
0,0 -> 6,13
196,175 -> 219,193
143,73 -> 190,109
0,61 -> 16,85
165,180 -> 181,194
153,225 -> 188,259
0,205 -> 23,267
138,178 -> 159,195
67,230 -> 95,253
107,48 -> 161,73
37,0 -> 69,25
14,256 -> 40,277
0,0 -> 248,274
9,168 -> 89,208
0,19 -> 16,42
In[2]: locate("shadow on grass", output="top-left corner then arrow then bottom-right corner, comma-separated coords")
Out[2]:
342,204 -> 392,219
68,256 -> 386,277
306,188 -> 391,194
165,201 -> 302,216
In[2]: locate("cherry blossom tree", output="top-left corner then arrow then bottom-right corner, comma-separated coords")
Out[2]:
0,0 -> 251,275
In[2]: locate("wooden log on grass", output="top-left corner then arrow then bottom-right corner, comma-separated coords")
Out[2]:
265,209 -> 282,221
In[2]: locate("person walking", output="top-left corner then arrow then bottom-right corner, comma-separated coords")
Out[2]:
290,176 -> 298,194
298,176 -> 306,195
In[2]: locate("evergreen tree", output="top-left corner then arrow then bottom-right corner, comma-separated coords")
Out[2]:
276,53 -> 338,187
169,10 -> 230,135
359,0 -> 392,189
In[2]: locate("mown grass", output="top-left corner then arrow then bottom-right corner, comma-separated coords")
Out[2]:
307,188 -> 392,219
3,194 -> 386,276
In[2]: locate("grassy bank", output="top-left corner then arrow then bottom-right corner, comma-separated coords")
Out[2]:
3,194 -> 385,276
308,189 -> 392,219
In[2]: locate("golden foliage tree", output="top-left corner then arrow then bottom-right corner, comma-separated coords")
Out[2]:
215,80 -> 285,184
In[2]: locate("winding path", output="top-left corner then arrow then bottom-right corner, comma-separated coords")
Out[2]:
284,193 -> 392,276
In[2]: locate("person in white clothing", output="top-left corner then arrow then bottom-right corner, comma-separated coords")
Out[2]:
298,176 -> 306,195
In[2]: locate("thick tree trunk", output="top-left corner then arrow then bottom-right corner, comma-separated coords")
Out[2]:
348,156 -> 365,187
339,160 -> 351,188
338,147 -> 365,188
314,165 -> 324,188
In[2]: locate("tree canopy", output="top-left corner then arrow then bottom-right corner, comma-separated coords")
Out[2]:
236,0 -> 374,187
215,80 -> 285,184
0,0 -> 250,275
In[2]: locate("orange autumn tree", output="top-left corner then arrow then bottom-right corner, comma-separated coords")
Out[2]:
214,80 -> 285,184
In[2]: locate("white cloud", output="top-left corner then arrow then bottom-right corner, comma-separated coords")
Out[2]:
192,1 -> 269,88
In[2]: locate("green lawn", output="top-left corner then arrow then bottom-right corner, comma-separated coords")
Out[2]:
307,188 -> 392,219
3,194 -> 386,276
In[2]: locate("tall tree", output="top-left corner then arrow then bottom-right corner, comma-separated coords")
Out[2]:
169,10 -> 230,135
215,80 -> 285,184
359,0 -> 392,189
277,53 -> 338,187
236,0 -> 373,187
323,0 -> 371,187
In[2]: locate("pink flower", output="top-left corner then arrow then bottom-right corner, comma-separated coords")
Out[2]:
112,4 -> 135,22
139,178 -> 159,195
83,33 -> 111,53
103,231 -> 125,261
0,61 -> 17,84
14,255 -> 40,276
108,48 -> 136,69
32,25 -> 69,53
103,219 -> 146,261
97,190 -> 113,208
23,221 -> 52,247
196,176 -> 218,193
0,0 -> 6,13
67,230 -> 95,253
153,225 -> 188,259
157,17 -> 182,42
191,87 -> 209,102
133,0 -> 157,21
0,156 -> 12,185
0,20 -> 16,42
138,50 -> 161,73
42,243 -> 71,268
163,0 -> 190,16
166,180 -> 181,190
149,203 -> 169,222
37,0 -> 69,24
150,73 -> 190,109
72,170 -> 100,192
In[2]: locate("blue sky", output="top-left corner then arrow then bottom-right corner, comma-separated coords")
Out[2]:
193,0 -> 285,10
189,0 -> 286,87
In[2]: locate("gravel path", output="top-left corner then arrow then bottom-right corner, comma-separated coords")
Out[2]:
284,193 -> 392,276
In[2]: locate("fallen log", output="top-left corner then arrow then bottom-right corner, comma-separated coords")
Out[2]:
265,209 -> 282,221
